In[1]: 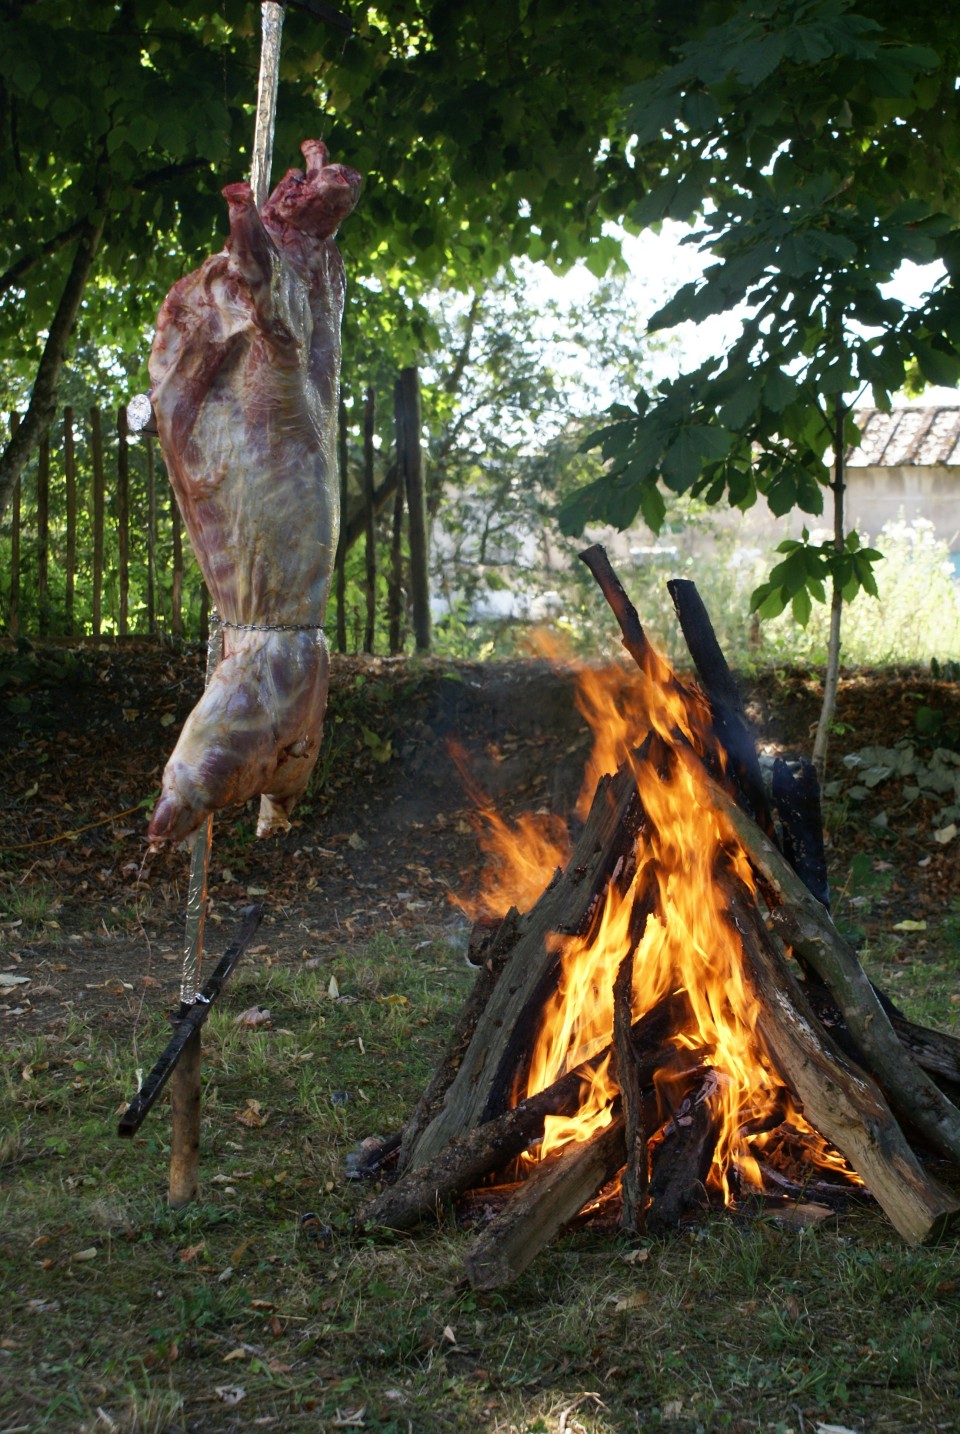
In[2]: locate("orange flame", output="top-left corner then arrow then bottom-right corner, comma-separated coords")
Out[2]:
456,633 -> 861,1202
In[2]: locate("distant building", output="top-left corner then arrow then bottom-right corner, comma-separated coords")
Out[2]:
846,408 -> 960,575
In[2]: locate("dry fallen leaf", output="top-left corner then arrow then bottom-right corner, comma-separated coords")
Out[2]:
235,1005 -> 272,1028
613,1291 -> 649,1312
214,1384 -> 246,1405
235,1100 -> 268,1129
71,1247 -> 98,1263
179,1242 -> 206,1264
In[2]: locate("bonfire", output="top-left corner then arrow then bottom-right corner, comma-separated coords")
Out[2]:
357,548 -> 960,1289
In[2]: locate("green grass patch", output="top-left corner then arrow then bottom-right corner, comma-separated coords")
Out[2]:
2,929 -> 960,1432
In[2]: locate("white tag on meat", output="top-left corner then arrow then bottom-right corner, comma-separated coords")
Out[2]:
147,141 -> 361,846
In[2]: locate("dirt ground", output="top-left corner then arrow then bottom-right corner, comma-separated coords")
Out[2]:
1,638 -> 958,1038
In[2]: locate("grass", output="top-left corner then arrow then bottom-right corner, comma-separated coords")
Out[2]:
3,927 -> 960,1433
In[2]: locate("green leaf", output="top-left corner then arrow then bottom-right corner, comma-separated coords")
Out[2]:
791,586 -> 812,626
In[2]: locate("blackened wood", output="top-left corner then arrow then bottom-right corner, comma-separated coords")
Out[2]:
64,407 -> 76,633
667,577 -> 774,835
399,367 -> 430,651
464,1117 -> 627,1291
90,407 -> 104,636
117,404 -> 129,635
646,1070 -> 721,1232
713,779 -> 960,1170
404,759 -> 647,1170
772,757 -> 830,908
725,875 -> 960,1245
612,882 -> 657,1233
579,542 -> 660,674
397,908 -> 522,1173
117,904 -> 262,1137
37,433 -> 49,634
374,994 -> 692,1231
362,385 -> 376,653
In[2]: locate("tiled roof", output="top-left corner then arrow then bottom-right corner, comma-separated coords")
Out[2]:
849,408 -> 960,467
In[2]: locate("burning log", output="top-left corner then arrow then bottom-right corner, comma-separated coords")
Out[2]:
725,875 -> 960,1245
464,1118 -> 627,1292
403,755 -> 646,1170
363,992 -> 693,1232
713,780 -> 960,1170
359,554 -> 960,1288
646,1069 -> 722,1232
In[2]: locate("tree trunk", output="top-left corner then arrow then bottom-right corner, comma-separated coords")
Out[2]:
64,407 -> 76,634
6,414 -> 20,638
91,407 -> 105,638
335,399 -> 349,653
0,212 -> 105,520
398,366 -> 431,651
363,386 -> 376,653
812,401 -> 846,777
117,405 -> 129,636
37,434 -> 49,636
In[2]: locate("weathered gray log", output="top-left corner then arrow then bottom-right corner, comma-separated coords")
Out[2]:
726,875 -> 960,1245
464,1117 -> 627,1291
403,757 -> 645,1170
712,780 -> 960,1170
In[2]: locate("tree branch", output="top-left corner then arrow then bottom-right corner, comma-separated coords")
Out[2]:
0,207 -> 106,519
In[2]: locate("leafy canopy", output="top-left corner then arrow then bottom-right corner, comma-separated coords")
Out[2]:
559,0 -> 960,624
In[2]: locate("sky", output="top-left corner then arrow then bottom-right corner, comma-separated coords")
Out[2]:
527,222 -> 958,411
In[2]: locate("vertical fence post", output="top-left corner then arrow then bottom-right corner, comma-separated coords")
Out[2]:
117,405 -> 129,636
37,432 -> 50,636
389,380 -> 406,655
64,407 -> 77,634
363,385 -> 376,654
335,399 -> 348,653
146,437 -> 157,635
91,407 -> 104,638
7,414 -> 20,639
398,366 -> 430,651
171,487 -> 183,637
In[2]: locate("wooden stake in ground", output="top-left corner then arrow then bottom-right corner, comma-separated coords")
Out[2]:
166,0 -> 285,1207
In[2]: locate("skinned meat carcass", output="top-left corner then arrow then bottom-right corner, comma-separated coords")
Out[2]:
147,140 -> 361,846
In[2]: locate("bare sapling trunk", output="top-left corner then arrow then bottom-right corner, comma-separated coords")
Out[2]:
812,400 -> 846,777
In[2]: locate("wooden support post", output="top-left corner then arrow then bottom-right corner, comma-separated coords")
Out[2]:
37,432 -> 49,635
64,407 -> 77,634
7,414 -> 19,639
117,404 -> 129,636
398,367 -> 430,651
363,385 -> 376,653
146,437 -> 157,635
90,406 -> 104,637
168,1028 -> 202,1208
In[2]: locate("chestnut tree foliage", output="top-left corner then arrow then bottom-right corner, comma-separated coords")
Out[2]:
2,0 -> 960,707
